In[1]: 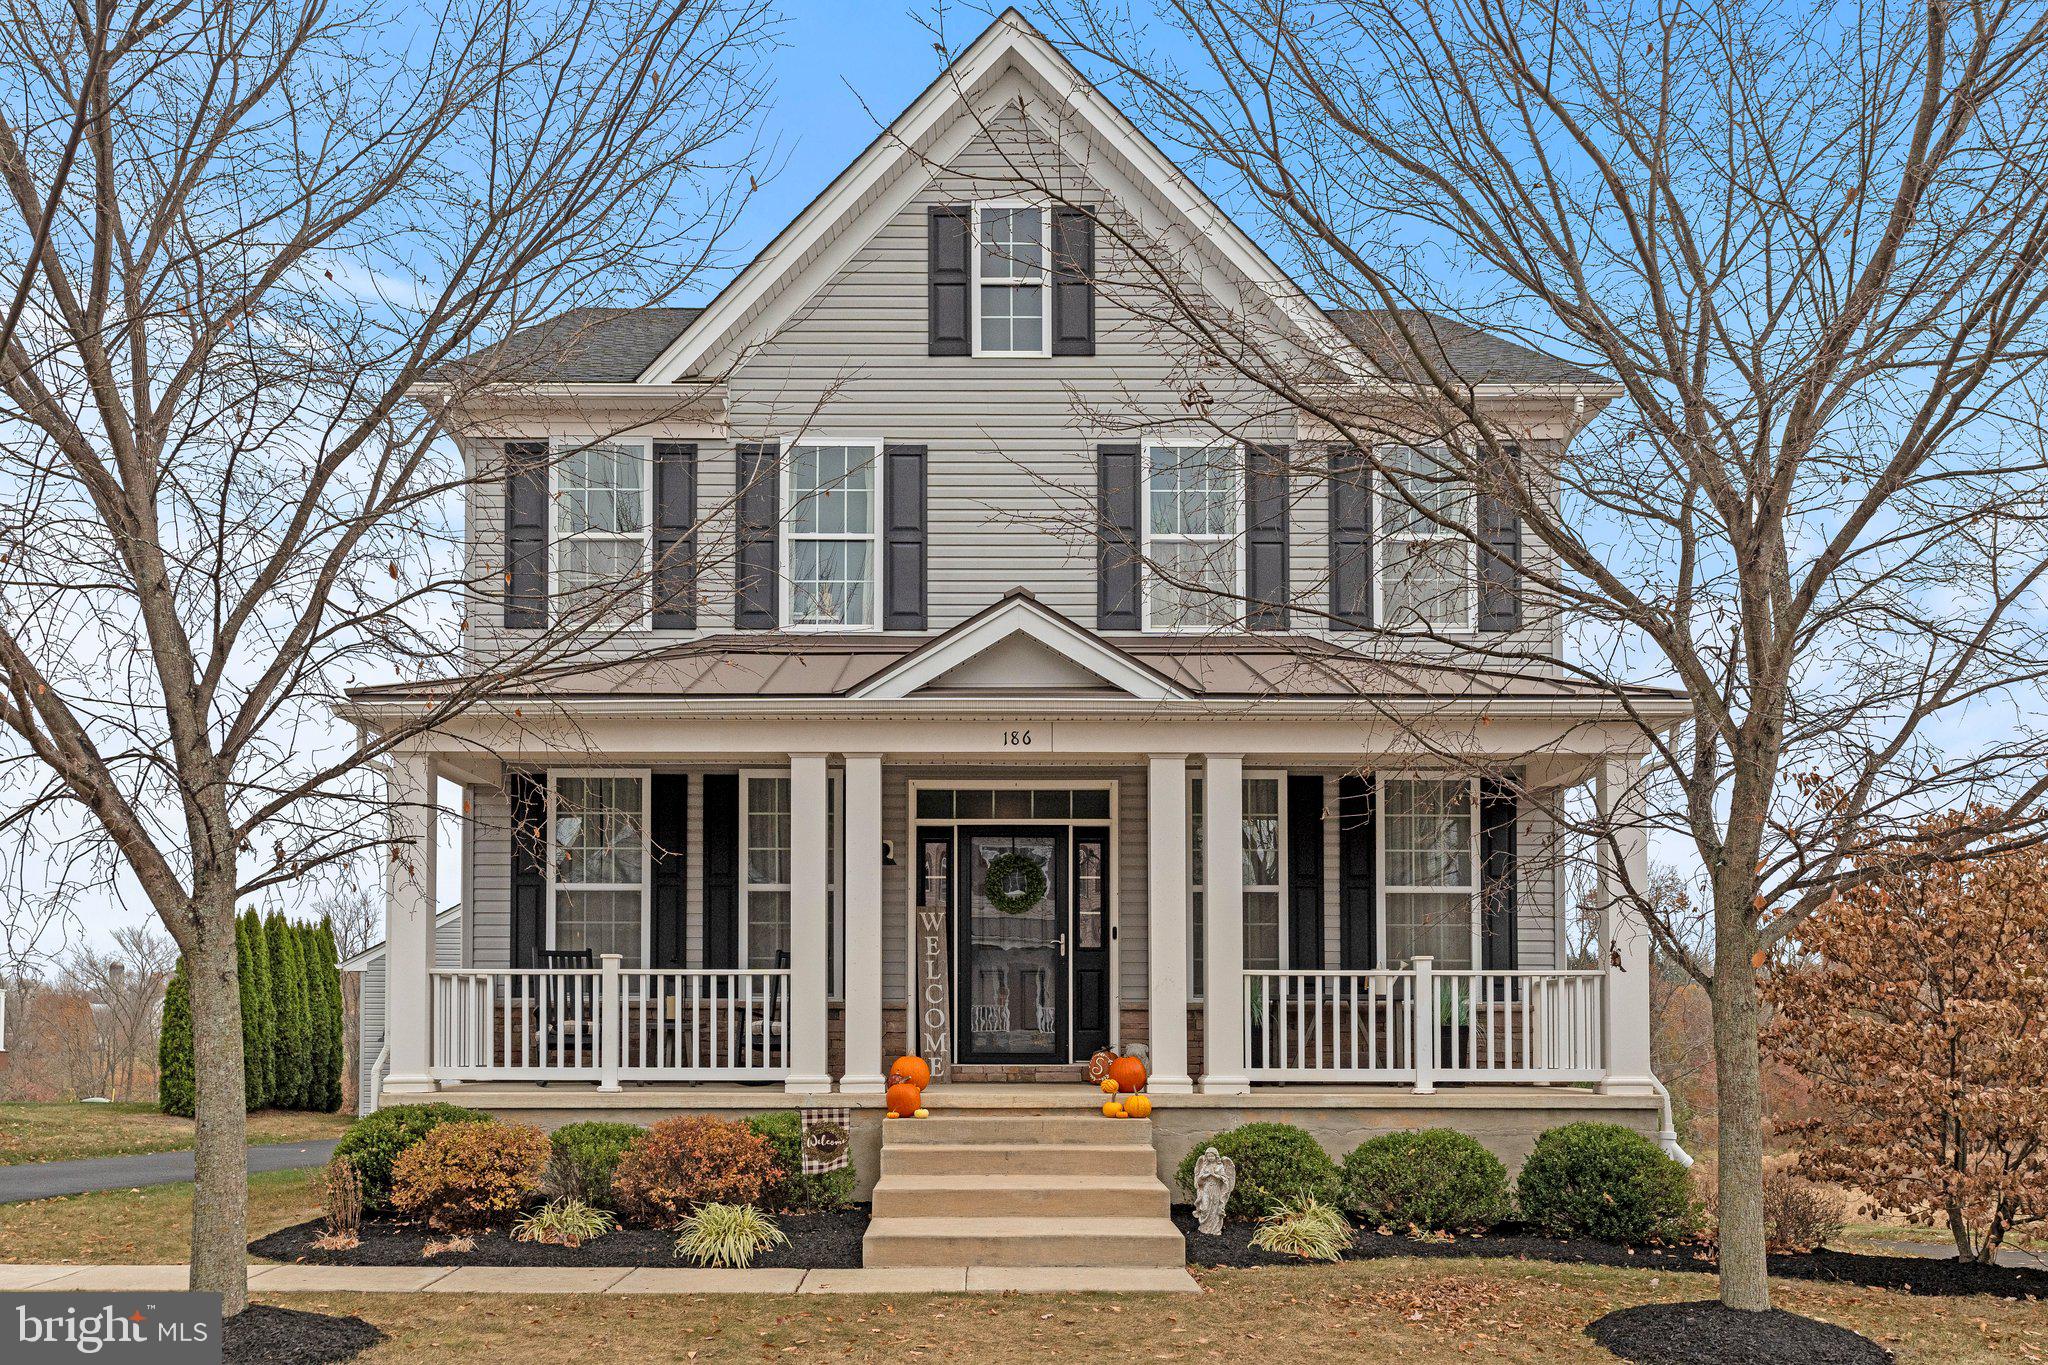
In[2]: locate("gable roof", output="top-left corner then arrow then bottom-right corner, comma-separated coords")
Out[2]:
848,589 -> 1191,700
340,903 -> 462,972
434,306 -> 704,385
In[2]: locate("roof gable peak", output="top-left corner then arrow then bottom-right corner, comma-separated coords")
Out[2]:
848,591 -> 1192,701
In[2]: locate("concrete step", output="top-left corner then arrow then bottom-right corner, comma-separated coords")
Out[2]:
886,1114 -> 1153,1146
871,1174 -> 1171,1220
862,1216 -> 1188,1269
880,1141 -> 1161,1178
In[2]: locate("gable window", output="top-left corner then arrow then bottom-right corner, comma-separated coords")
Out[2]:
1188,772 -> 1289,996
1376,444 -> 1475,631
1379,776 -> 1478,968
784,441 -> 880,629
549,772 -> 648,966
973,204 -> 1049,355
553,438 -> 651,622
1145,442 -> 1240,630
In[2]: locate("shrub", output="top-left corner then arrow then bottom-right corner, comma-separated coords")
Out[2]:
157,961 -> 195,1118
611,1117 -> 782,1226
514,1197 -> 617,1248
1698,1164 -> 1846,1254
323,1156 -> 364,1240
546,1122 -> 645,1207
267,912 -> 309,1110
673,1203 -> 786,1268
747,1111 -> 854,1210
1341,1129 -> 1512,1232
1250,1196 -> 1353,1261
334,1102 -> 492,1210
391,1121 -> 552,1231
1173,1123 -> 1340,1220
1516,1122 -> 1697,1244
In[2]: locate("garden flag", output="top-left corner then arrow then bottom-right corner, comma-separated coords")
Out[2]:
801,1106 -> 852,1174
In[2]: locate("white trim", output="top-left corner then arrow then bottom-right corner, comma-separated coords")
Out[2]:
545,769 -> 652,968
340,904 -> 462,972
849,593 -> 1192,700
1188,769 -> 1289,996
1374,443 -> 1478,634
969,199 -> 1052,358
1375,773 -> 1482,970
778,437 -> 884,632
1141,439 -> 1246,633
548,436 -> 654,627
741,768 -> 846,994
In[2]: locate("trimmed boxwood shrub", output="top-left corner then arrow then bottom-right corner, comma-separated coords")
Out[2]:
1516,1121 -> 1697,1244
747,1111 -> 855,1210
548,1122 -> 645,1207
1174,1122 -> 1340,1220
391,1121 -> 552,1230
334,1102 -> 492,1210
1341,1129 -> 1511,1232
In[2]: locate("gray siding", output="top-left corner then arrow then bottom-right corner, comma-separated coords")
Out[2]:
354,908 -> 462,1113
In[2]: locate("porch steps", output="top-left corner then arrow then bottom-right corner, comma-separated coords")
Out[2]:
864,1107 -> 1183,1270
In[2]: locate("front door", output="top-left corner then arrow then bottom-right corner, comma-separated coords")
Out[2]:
956,826 -> 1068,1064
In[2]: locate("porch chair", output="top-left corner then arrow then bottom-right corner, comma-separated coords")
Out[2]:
536,947 -> 595,1084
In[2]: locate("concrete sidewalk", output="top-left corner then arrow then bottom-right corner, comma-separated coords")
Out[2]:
0,1264 -> 1200,1295
0,1140 -> 340,1204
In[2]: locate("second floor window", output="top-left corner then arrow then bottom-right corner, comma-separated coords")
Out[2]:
554,439 -> 650,621
785,441 -> 879,628
1377,444 -> 1474,631
975,204 -> 1048,355
1145,442 -> 1239,630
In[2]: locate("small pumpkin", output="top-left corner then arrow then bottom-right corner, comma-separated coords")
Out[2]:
913,1108 -> 930,1119
891,1055 -> 933,1089
1102,1100 -> 1126,1118
1108,1054 -> 1148,1094
886,1081 -> 923,1118
1124,1094 -> 1153,1119
1100,1077 -> 1120,1095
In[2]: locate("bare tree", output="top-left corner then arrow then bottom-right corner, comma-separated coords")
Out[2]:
309,863 -> 383,966
61,923 -> 175,1099
0,0 -> 774,1311
1015,0 -> 2048,1312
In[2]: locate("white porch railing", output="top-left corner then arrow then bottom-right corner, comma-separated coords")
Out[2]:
1243,959 -> 1606,1089
429,961 -> 791,1085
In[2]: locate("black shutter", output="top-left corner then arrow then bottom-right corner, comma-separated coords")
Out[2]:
1480,777 -> 1519,971
1337,774 -> 1376,969
652,442 -> 698,630
882,443 -> 928,630
1050,208 -> 1095,356
1287,774 -> 1324,969
508,771 -> 547,968
1097,443 -> 1141,630
1247,443 -> 1291,630
735,442 -> 779,630
650,774 -> 688,968
928,206 -> 971,356
503,441 -> 549,628
1328,445 -> 1372,628
1478,443 -> 1523,632
701,773 -> 739,970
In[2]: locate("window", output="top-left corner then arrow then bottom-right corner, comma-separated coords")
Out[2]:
550,773 -> 647,965
1188,773 -> 1289,993
1145,442 -> 1239,630
553,439 -> 650,621
1379,776 -> 1478,968
1376,444 -> 1474,631
742,772 -> 843,991
784,441 -> 879,628
973,204 -> 1048,355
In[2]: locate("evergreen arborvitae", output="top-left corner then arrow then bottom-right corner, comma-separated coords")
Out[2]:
157,958 -> 195,1118
309,921 -> 346,1112
237,910 -> 275,1109
267,912 -> 309,1109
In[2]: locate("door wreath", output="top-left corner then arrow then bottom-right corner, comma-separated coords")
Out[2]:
982,851 -> 1048,914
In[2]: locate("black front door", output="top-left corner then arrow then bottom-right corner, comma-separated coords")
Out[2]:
956,826 -> 1068,1064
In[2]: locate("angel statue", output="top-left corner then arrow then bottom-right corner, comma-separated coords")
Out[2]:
1192,1146 -> 1237,1235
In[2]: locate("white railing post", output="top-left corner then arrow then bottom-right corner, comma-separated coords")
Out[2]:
1411,956 -> 1436,1095
598,954 -> 622,1092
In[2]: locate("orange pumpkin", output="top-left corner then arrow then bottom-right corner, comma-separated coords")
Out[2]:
1102,1100 -> 1126,1118
1100,1077 -> 1120,1095
1108,1054 -> 1148,1094
890,1055 -> 933,1089
1124,1094 -> 1153,1119
886,1081 -> 923,1118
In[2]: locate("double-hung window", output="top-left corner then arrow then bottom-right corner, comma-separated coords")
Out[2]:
553,438 -> 651,622
1145,442 -> 1239,630
973,204 -> 1049,355
741,772 -> 844,992
784,441 -> 880,629
549,773 -> 648,965
1379,776 -> 1479,968
1376,444 -> 1474,631
1187,772 -> 1289,995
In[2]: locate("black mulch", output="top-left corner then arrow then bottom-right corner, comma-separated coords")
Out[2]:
224,1305 -> 385,1365
1173,1211 -> 2047,1300
251,1206 -> 868,1269
1586,1301 -> 1892,1365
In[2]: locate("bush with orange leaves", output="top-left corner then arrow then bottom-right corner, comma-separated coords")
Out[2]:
1764,809 -> 2048,1263
609,1116 -> 782,1226
389,1121 -> 551,1231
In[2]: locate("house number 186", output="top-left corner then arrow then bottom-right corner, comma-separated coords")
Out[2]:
1002,729 -> 1033,747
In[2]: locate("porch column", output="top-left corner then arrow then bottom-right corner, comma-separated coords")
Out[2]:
381,753 -> 439,1095
1199,754 -> 1249,1094
1146,755 -> 1194,1094
784,752 -> 834,1094
1597,757 -> 1657,1096
840,754 -> 887,1094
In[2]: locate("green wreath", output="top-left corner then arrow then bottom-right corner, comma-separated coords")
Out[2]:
982,851 -> 1049,915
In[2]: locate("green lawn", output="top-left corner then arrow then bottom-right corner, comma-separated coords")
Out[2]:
0,1102 -> 350,1166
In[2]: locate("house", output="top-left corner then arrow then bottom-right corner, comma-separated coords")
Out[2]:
341,904 -> 462,1116
338,10 -> 1687,1233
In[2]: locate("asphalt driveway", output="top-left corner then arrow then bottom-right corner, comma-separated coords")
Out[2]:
0,1139 -> 339,1204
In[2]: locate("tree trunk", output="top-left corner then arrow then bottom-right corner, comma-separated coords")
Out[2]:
1710,930 -> 1771,1311
185,899 -> 249,1315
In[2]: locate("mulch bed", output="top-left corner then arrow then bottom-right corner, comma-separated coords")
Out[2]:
1586,1300 -> 1892,1364
1174,1211 -> 2047,1300
224,1305 -> 385,1365
251,1206 -> 868,1270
